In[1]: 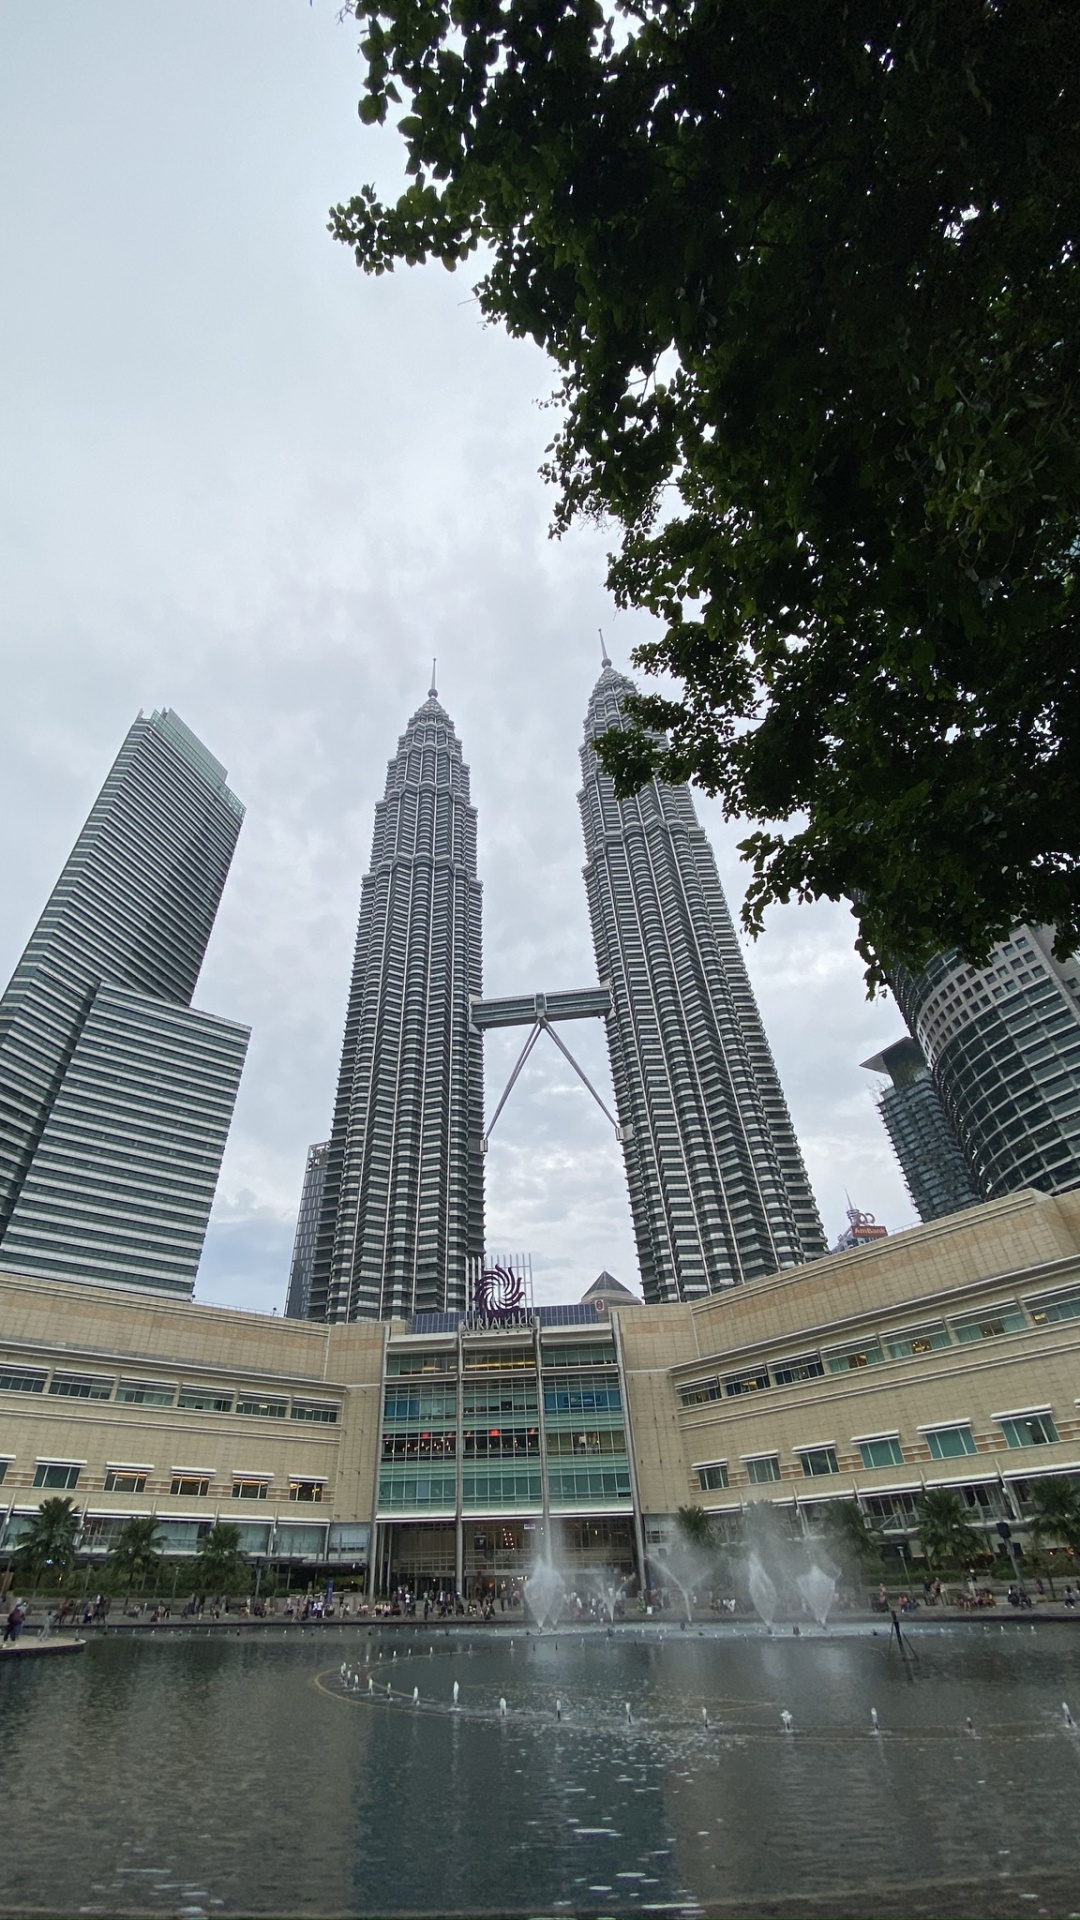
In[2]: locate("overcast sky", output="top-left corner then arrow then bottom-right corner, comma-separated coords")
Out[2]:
0,2 -> 915,1315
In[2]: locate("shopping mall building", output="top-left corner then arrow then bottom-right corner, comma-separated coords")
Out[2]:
3,1186 -> 1080,1596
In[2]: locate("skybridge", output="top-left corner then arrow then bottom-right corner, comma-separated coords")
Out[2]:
468,986 -> 631,1151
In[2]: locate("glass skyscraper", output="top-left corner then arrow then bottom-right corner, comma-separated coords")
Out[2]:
284,1141 -> 328,1320
307,681 -> 484,1322
889,925 -> 1080,1200
579,658 -> 826,1301
0,709 -> 249,1296
861,1037 -> 982,1222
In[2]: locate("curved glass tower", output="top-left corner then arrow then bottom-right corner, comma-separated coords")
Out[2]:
307,681 -> 484,1321
579,659 -> 826,1301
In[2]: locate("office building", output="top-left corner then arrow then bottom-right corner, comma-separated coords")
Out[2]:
578,655 -> 826,1301
285,1142 -> 329,1320
862,1036 -> 982,1222
307,679 -> 483,1323
889,925 -> 1080,1200
0,709 -> 248,1296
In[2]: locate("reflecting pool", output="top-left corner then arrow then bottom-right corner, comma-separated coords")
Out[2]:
3,1622 -> 1080,1915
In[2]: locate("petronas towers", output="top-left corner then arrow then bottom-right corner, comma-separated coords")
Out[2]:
306,679 -> 484,1322
301,661 -> 824,1320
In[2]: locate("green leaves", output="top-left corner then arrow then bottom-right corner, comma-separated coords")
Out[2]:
335,0 -> 1080,982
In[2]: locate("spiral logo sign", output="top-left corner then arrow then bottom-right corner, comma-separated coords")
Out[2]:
474,1263 -> 524,1315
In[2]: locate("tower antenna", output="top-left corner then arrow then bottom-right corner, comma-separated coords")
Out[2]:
429,658 -> 438,699
599,628 -> 611,667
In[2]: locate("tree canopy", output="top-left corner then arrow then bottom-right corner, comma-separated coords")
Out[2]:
332,0 -> 1080,984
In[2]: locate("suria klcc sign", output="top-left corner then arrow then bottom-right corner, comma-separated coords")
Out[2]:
462,1255 -> 534,1331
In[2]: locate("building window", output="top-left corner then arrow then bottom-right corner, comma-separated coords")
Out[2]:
178,1389 -> 233,1412
289,1481 -> 324,1503
170,1475 -> 211,1497
857,1436 -> 905,1470
463,1347 -> 534,1372
235,1398 -> 288,1419
49,1374 -> 114,1400
1000,1414 -> 1059,1449
953,1308 -> 1026,1343
34,1463 -> 80,1489
825,1341 -> 884,1373
884,1325 -> 950,1360
797,1447 -> 839,1478
924,1425 -> 978,1460
745,1455 -> 782,1485
232,1479 -> 269,1500
116,1382 -> 175,1407
724,1368 -> 770,1397
290,1403 -> 339,1424
0,1460 -> 8,1485
1027,1290 -> 1080,1326
697,1462 -> 729,1491
678,1379 -> 721,1406
386,1352 -> 455,1377
0,1368 -> 46,1394
773,1355 -> 824,1385
104,1471 -> 148,1493
541,1343 -> 617,1370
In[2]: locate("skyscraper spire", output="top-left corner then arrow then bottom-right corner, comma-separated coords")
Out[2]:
307,689 -> 484,1321
578,662 -> 826,1301
429,658 -> 438,699
599,628 -> 611,668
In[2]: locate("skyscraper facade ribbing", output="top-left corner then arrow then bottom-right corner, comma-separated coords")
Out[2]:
307,682 -> 483,1322
889,925 -> 1080,1200
0,709 -> 248,1296
579,659 -> 826,1301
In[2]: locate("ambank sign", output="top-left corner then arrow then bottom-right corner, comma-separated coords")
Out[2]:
461,1255 -> 534,1333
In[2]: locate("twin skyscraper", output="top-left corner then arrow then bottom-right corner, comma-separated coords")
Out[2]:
289,658 -> 825,1321
0,668 -> 826,1317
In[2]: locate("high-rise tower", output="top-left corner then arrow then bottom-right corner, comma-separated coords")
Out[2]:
888,926 -> 1080,1200
0,709 -> 249,1296
579,657 -> 826,1301
861,1036 -> 982,1222
307,679 -> 483,1321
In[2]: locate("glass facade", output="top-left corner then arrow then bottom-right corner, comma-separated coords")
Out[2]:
374,1330 -> 633,1584
891,926 -> 1080,1201
863,1036 -> 982,1222
578,659 -> 826,1301
0,709 -> 248,1295
284,1141 -> 328,1319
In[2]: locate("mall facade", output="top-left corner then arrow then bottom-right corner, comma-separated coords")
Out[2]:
3,1186 -> 1080,1594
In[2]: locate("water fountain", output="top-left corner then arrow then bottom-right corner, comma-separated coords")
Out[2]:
747,1551 -> 778,1629
795,1565 -> 837,1629
524,1546 -> 567,1630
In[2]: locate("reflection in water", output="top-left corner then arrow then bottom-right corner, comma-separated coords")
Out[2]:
2,1626 -> 1080,1914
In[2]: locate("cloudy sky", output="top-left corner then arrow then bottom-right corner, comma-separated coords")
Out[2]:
0,2 -> 914,1315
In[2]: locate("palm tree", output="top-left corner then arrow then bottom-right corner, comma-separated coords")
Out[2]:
916,1487 -> 982,1572
194,1522 -> 247,1600
815,1500 -> 883,1583
676,1505 -> 713,1547
108,1516 -> 163,1598
16,1497 -> 81,1592
1023,1478 -> 1080,1595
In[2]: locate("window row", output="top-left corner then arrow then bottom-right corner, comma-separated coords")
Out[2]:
17,1461 -> 327,1500
676,1285 -> 1080,1407
0,1365 -> 339,1422
693,1410 -> 1063,1490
